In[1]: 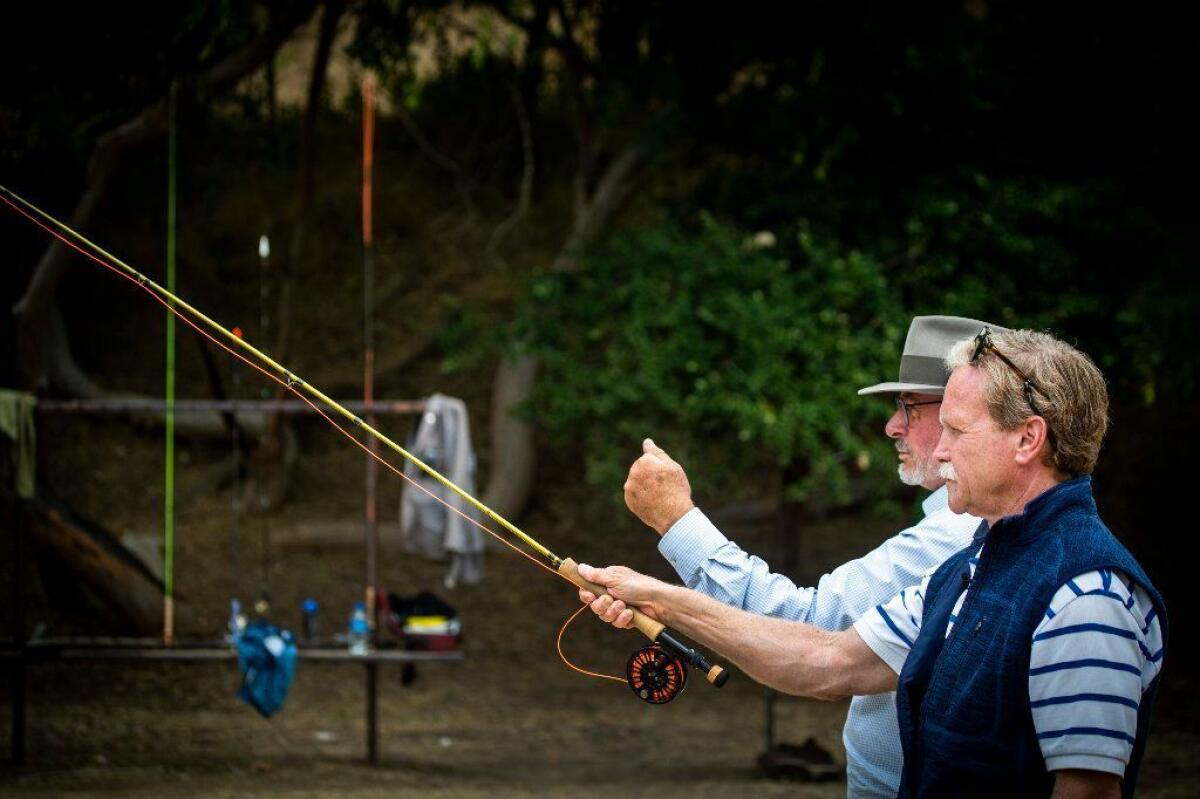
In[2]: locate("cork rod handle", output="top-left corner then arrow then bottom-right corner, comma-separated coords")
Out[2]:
557,558 -> 665,640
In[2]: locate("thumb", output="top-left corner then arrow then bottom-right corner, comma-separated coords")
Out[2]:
642,437 -> 672,462
577,563 -> 611,586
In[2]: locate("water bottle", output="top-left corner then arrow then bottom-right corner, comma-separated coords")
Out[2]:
348,601 -> 370,655
301,598 -> 319,643
226,598 -> 247,644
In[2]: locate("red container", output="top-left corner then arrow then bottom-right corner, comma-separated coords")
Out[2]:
404,631 -> 460,651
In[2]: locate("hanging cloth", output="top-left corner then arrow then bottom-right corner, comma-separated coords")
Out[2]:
399,393 -> 484,587
0,389 -> 36,499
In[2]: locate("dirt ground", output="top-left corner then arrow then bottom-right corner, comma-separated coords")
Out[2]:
3,419 -> 1198,798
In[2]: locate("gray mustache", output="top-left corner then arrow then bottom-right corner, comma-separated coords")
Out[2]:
938,462 -> 957,481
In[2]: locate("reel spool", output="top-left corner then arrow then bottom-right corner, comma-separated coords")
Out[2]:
626,643 -> 688,704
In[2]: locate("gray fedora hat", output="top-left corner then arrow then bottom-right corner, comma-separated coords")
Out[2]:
857,315 -> 1007,396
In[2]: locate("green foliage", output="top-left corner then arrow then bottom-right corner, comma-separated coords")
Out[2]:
513,217 -> 908,504
887,172 -> 1197,403
437,299 -> 496,376
890,174 -> 1092,329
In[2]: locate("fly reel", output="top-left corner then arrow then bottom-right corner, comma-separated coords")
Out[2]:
626,643 -> 688,704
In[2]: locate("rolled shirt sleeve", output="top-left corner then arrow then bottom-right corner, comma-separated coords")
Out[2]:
853,576 -> 931,674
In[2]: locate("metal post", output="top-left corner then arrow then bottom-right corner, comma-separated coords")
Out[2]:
366,661 -> 379,765
11,653 -> 24,765
764,688 -> 776,752
162,80 -> 178,647
257,234 -> 271,607
11,498 -> 27,764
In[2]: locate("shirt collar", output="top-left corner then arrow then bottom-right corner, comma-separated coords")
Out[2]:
922,484 -> 950,516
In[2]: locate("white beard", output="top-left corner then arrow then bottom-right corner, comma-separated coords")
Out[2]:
896,441 -> 937,487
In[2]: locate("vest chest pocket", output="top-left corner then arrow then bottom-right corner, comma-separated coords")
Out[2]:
957,589 -> 1020,650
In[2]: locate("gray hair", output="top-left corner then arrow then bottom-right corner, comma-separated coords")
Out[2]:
945,330 -> 1109,476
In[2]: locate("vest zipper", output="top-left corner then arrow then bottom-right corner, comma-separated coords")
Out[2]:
916,541 -> 990,735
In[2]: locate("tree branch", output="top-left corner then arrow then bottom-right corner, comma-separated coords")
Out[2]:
271,0 -> 348,370
393,101 -> 477,217
11,0 -> 322,392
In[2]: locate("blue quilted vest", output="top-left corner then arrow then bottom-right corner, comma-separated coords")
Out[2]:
895,476 -> 1167,798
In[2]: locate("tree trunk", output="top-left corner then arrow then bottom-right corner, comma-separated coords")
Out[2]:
28,497 -> 192,636
481,144 -> 643,519
269,0 -> 347,371
776,462 -> 809,582
482,355 -> 540,521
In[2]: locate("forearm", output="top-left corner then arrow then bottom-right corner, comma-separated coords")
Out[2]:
1050,769 -> 1120,799
652,583 -> 895,700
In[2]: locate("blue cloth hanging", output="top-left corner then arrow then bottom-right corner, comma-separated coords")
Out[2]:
235,620 -> 297,718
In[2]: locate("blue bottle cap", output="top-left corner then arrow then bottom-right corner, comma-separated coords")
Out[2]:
302,598 -> 319,613
354,601 -> 365,611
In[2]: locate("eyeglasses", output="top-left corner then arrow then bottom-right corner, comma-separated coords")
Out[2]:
971,328 -> 1047,418
895,396 -> 941,428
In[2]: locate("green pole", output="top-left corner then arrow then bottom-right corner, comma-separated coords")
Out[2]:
163,82 -> 177,644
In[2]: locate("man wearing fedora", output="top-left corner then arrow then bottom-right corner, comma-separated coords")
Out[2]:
620,315 -> 996,797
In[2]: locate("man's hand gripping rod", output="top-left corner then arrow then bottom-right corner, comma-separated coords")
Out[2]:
557,558 -> 730,688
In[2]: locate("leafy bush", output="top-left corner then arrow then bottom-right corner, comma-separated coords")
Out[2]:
513,216 -> 908,505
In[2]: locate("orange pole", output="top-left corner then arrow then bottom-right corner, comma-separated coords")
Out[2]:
362,74 -> 380,628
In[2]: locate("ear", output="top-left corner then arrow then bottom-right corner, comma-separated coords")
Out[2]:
1013,416 -> 1052,466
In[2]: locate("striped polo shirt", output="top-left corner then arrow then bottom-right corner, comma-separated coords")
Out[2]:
855,545 -> 1165,777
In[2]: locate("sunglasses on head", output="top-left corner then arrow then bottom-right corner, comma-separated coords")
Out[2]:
971,328 -> 1047,418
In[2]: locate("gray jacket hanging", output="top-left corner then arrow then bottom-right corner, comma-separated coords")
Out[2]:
399,393 -> 484,586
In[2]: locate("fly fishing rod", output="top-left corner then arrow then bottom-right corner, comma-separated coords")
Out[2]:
1,184 -> 729,703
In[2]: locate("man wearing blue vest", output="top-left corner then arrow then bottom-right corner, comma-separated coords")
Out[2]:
620,314 -> 990,796
579,328 -> 1166,798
